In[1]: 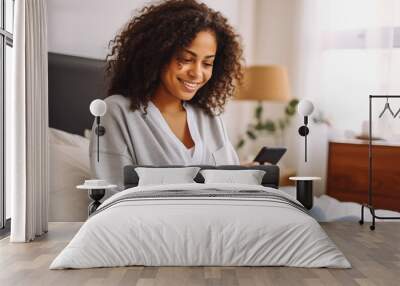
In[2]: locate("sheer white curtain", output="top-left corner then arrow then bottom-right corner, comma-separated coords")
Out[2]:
7,0 -> 49,242
297,0 -> 400,137
293,0 -> 400,191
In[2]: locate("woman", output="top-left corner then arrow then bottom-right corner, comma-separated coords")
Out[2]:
90,0 -> 246,188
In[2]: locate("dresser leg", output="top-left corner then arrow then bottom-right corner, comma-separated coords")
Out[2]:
359,204 -> 365,225
369,207 -> 376,230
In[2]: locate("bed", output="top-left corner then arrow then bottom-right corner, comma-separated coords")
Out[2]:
50,165 -> 351,269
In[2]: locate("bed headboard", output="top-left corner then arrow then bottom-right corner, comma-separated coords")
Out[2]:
124,165 -> 280,189
48,52 -> 108,136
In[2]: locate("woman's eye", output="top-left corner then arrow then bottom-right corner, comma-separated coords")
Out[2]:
177,57 -> 213,67
178,58 -> 193,63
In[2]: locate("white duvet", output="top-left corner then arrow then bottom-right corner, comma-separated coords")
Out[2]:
50,183 -> 351,269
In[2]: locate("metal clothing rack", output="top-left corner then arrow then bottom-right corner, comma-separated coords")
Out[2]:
359,95 -> 400,230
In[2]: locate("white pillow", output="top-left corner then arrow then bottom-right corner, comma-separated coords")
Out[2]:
49,128 -> 91,222
200,169 -> 266,185
50,127 -> 89,149
135,167 -> 201,186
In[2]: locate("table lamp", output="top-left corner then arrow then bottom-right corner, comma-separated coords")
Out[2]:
234,65 -> 291,102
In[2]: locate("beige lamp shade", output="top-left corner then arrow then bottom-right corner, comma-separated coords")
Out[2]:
235,65 -> 291,102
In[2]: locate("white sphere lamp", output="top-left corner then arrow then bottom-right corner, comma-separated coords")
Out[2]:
90,99 -> 107,117
90,99 -> 107,162
298,99 -> 314,116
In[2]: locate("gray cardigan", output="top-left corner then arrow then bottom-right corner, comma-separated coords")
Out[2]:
89,95 -> 239,188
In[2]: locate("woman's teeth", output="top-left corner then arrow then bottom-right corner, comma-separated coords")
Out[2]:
181,80 -> 200,91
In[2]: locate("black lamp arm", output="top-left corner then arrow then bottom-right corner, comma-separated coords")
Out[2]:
94,116 -> 106,162
298,116 -> 310,162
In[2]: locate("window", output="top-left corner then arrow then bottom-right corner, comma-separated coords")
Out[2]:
299,0 -> 400,136
1,0 -> 14,231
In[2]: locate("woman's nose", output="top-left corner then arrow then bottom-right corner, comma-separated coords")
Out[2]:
188,62 -> 202,79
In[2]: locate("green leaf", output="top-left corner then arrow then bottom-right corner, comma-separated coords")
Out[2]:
285,105 -> 295,116
237,139 -> 245,149
289,98 -> 299,107
264,121 -> 276,133
285,98 -> 299,116
255,104 -> 263,119
254,122 -> 264,130
246,130 -> 257,140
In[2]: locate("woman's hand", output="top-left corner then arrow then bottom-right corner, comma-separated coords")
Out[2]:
241,160 -> 261,167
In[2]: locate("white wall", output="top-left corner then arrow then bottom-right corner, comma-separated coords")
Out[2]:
47,0 -> 152,59
47,0 -> 242,59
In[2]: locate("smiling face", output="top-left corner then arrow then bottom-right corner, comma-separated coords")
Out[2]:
158,30 -> 217,102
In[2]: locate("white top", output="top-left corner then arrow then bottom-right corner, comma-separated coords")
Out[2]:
89,95 -> 239,189
289,176 -> 321,181
146,101 -> 205,164
188,146 -> 195,157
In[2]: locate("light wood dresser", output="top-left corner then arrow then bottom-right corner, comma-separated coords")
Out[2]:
326,139 -> 400,212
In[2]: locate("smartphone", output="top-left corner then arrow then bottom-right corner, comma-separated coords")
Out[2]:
253,147 -> 287,165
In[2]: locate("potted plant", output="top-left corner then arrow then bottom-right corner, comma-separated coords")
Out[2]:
236,98 -> 299,151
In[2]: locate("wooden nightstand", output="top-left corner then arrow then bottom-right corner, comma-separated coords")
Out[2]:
327,140 -> 400,212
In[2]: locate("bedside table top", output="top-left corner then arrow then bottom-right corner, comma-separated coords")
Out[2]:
77,184 -> 117,190
289,176 -> 321,181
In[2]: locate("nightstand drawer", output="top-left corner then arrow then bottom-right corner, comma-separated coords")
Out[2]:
327,143 -> 368,193
327,141 -> 400,211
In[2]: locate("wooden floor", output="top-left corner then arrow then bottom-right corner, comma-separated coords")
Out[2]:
0,222 -> 399,286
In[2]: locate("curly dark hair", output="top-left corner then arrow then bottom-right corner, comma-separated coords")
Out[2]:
106,0 -> 244,115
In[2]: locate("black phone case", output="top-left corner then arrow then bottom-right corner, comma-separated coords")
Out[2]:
253,147 -> 287,165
